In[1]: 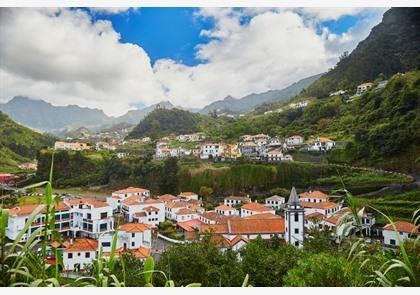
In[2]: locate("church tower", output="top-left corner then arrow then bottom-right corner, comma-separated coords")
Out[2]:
284,186 -> 305,248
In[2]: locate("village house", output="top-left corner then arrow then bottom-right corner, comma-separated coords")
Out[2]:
62,238 -> 98,272
165,201 -> 204,222
240,141 -> 258,157
6,202 -> 72,242
240,202 -> 275,217
215,205 -> 237,216
201,217 -> 285,241
304,212 -> 326,229
116,152 -> 128,159
356,82 -> 373,96
54,141 -> 91,151
221,144 -> 242,160
65,198 -> 114,239
107,187 -> 151,213
265,149 -> 293,162
308,137 -> 336,152
267,136 -> 282,148
301,201 -> 341,217
176,219 -> 205,240
329,89 -> 347,96
208,234 -> 250,252
290,100 -> 309,109
95,141 -> 116,151
383,221 -> 419,247
286,135 -> 304,145
299,190 -> 329,203
176,132 -> 205,142
142,137 -> 151,143
178,192 -> 199,201
120,196 -> 165,225
157,194 -> 180,205
224,195 -> 251,207
199,143 -> 223,159
265,195 -> 285,209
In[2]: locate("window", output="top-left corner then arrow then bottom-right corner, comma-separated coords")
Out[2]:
294,213 -> 299,222
102,242 -> 111,247
132,233 -> 135,238
78,253 -> 81,256
390,239 -> 396,245
101,212 -> 108,219
131,242 -> 135,247
295,228 -> 299,234
294,241 -> 299,247
68,253 -> 73,259
85,252 -> 90,258
87,213 -> 91,220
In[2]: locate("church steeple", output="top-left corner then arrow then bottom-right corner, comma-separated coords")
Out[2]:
284,186 -> 305,248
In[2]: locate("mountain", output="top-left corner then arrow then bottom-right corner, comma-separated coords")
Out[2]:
305,8 -> 420,98
0,111 -> 54,171
113,101 -> 175,125
127,108 -> 202,140
200,73 -> 323,114
0,96 -> 109,133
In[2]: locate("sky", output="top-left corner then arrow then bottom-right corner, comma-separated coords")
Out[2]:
0,7 -> 387,117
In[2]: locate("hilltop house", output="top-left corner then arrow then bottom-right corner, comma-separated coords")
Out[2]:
286,135 -> 304,145
308,137 -> 335,152
54,141 -> 91,151
200,143 -> 222,159
356,82 -> 373,96
265,195 -> 285,209
62,239 -> 98,271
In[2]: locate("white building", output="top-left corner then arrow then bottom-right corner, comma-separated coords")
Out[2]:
308,137 -> 336,152
6,202 -> 72,242
54,141 -> 91,151
62,238 -> 98,271
165,201 -> 204,221
383,221 -> 419,247
299,190 -> 329,203
215,205 -> 237,216
329,90 -> 347,96
98,223 -> 152,253
286,135 -> 304,145
240,202 -> 275,217
200,143 -> 223,159
121,196 -> 165,225
65,198 -> 114,239
178,192 -> 199,201
265,195 -> 285,209
301,201 -> 341,217
284,187 -> 305,248
107,187 -> 151,213
356,82 -> 373,96
224,196 -> 251,207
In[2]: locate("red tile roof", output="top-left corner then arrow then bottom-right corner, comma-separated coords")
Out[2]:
244,213 -> 281,220
64,239 -> 98,252
383,221 -> 419,233
266,195 -> 284,201
121,195 -> 146,206
177,219 -> 205,231
301,201 -> 339,209
304,212 -> 326,221
215,205 -> 234,211
176,208 -> 197,215
324,208 -> 351,225
241,202 -> 273,212
143,206 -> 159,212
65,198 -> 109,208
113,187 -> 149,194
224,196 -> 250,201
119,223 -> 152,233
201,218 -> 285,235
158,194 -> 178,202
299,190 -> 328,199
178,192 -> 197,197
8,202 -> 70,217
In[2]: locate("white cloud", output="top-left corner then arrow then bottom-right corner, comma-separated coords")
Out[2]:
0,7 -> 386,116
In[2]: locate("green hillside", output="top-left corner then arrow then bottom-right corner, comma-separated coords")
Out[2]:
0,111 -> 54,171
305,8 -> 420,98
127,108 -> 203,139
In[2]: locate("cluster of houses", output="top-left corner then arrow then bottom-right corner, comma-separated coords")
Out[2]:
329,80 -> 389,101
155,133 -> 336,161
6,186 -> 418,272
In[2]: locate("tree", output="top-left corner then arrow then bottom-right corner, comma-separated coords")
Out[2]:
160,157 -> 179,194
199,186 -> 213,202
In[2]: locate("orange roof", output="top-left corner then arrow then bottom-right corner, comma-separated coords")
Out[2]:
144,199 -> 163,205
104,246 -> 151,259
8,202 -> 70,217
384,221 -> 419,233
177,219 -> 205,231
64,239 -> 98,252
224,196 -> 250,201
241,202 -> 273,212
176,208 -> 197,215
318,137 -> 334,143
143,206 -> 159,212
111,195 -> 122,199
113,187 -> 149,194
229,235 -> 249,246
202,218 -> 285,235
119,223 -> 152,233
134,212 -> 147,217
304,212 -> 326,221
266,195 -> 284,201
158,194 -> 178,202
65,198 -> 109,208
301,201 -> 339,209
244,213 -> 281,220
299,190 -> 329,199
324,208 -> 351,225
166,202 -> 189,209
178,192 -> 197,197
121,195 -> 146,206
215,205 -> 234,211
201,211 -> 219,221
